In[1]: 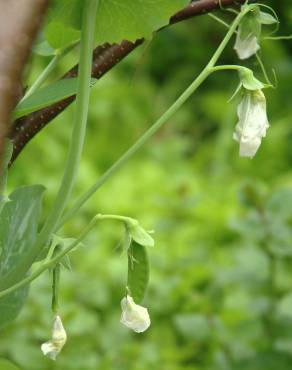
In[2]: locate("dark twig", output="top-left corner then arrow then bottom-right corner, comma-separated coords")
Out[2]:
10,0 -> 245,163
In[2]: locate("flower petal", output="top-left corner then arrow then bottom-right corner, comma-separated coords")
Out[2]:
233,90 -> 269,158
120,295 -> 150,333
41,315 -> 67,360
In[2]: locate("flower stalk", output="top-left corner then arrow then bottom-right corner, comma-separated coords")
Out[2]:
58,4 -> 253,228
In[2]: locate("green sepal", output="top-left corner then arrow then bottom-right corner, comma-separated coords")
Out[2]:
258,10 -> 278,25
239,68 -> 265,91
126,219 -> 154,247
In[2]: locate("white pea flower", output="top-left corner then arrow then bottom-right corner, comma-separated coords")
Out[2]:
41,315 -> 67,360
234,30 -> 260,60
234,7 -> 278,60
120,295 -> 150,333
233,89 -> 269,158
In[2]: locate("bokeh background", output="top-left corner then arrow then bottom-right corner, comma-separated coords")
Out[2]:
1,1 -> 292,369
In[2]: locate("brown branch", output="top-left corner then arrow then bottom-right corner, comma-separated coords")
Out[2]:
10,0 -> 245,164
0,0 -> 49,170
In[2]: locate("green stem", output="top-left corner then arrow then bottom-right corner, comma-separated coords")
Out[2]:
20,42 -> 77,102
0,216 -> 99,299
0,0 -> 98,291
22,55 -> 60,100
96,214 -> 134,223
210,65 -> 246,73
59,5 -> 251,227
51,262 -> 60,314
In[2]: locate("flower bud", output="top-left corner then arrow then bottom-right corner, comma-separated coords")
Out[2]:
120,295 -> 150,333
233,89 -> 269,158
41,315 -> 67,360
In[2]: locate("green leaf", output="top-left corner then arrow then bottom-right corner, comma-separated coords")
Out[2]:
48,0 -> 83,30
47,0 -> 189,45
13,78 -> 97,119
127,242 -> 149,303
94,0 -> 189,44
0,185 -> 45,327
0,359 -> 21,370
45,22 -> 80,50
0,185 -> 45,275
0,289 -> 29,330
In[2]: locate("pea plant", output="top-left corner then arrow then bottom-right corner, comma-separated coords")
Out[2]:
0,0 -> 286,362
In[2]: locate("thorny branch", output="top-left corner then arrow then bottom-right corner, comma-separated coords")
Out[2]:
9,0 -> 245,164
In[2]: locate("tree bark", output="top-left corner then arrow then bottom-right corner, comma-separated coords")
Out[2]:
0,0 -> 49,171
10,0 -> 245,164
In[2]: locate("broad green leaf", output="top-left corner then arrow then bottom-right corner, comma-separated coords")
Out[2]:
0,289 -> 29,330
0,185 -> 45,327
45,22 -> 80,50
13,78 -> 97,119
47,0 -> 189,45
127,242 -> 149,303
0,359 -> 21,370
0,185 -> 45,275
94,0 -> 189,44
48,0 -> 82,30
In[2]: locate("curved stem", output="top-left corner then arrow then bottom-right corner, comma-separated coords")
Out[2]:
59,5 -> 250,228
0,0 -> 98,291
0,216 -> 99,299
210,65 -> 246,73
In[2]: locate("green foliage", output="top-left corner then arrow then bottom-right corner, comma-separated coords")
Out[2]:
14,78 -> 97,120
127,242 -> 149,303
46,0 -> 188,47
2,0 -> 292,369
94,0 -> 189,44
0,359 -> 20,370
0,185 -> 45,327
45,22 -> 80,50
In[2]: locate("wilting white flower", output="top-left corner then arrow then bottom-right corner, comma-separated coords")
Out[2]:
41,315 -> 67,360
234,31 -> 260,60
120,295 -> 150,333
233,90 -> 269,158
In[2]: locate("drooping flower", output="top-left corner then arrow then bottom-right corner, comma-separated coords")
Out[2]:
120,295 -> 150,333
233,89 -> 269,158
41,315 -> 67,360
234,6 -> 277,60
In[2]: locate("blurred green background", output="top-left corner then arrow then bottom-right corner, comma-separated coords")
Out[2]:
1,1 -> 292,369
